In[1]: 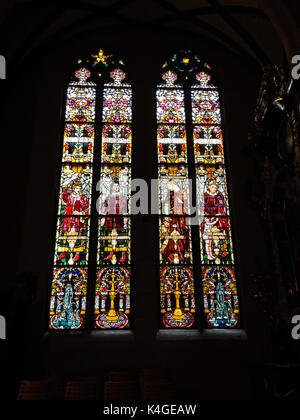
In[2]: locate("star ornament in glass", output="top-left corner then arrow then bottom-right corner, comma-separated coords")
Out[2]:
92,49 -> 110,66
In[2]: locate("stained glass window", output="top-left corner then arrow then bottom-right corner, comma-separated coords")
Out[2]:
94,69 -> 132,329
49,48 -> 239,332
50,68 -> 95,330
192,71 -> 239,328
157,53 -> 240,329
50,51 -> 132,330
156,70 -> 196,329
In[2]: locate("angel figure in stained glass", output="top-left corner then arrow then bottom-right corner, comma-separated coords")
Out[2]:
62,181 -> 89,217
100,180 -> 129,264
200,179 -> 229,262
58,181 -> 89,263
201,216 -> 228,261
164,178 -> 188,215
203,179 -> 226,216
161,217 -> 190,264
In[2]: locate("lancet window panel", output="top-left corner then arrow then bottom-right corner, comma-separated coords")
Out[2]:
156,70 -> 196,329
94,68 -> 132,330
49,68 -> 96,330
192,71 -> 240,329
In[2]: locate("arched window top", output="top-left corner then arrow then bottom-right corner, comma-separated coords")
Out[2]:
160,49 -> 216,87
70,48 -> 130,85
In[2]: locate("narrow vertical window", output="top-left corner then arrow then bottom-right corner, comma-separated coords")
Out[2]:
156,70 -> 196,328
94,69 -> 132,329
192,72 -> 240,328
50,68 -> 96,329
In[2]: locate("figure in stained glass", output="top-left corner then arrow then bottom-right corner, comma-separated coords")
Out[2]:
62,181 -> 89,216
203,179 -> 227,216
163,178 -> 188,215
202,267 -> 239,328
59,164 -> 92,215
98,177 -> 129,265
100,179 -> 128,215
160,217 -> 191,264
200,217 -> 233,264
98,166 -> 130,215
197,166 -> 228,216
49,268 -> 87,330
52,283 -> 81,329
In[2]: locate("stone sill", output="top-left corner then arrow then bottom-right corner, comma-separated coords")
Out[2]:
43,329 -> 247,342
156,329 -> 248,341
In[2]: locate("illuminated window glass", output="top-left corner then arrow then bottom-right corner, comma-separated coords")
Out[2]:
156,70 -> 196,329
49,68 -> 95,330
192,72 -> 239,328
94,69 -> 132,329
157,51 -> 240,329
49,51 -> 132,330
